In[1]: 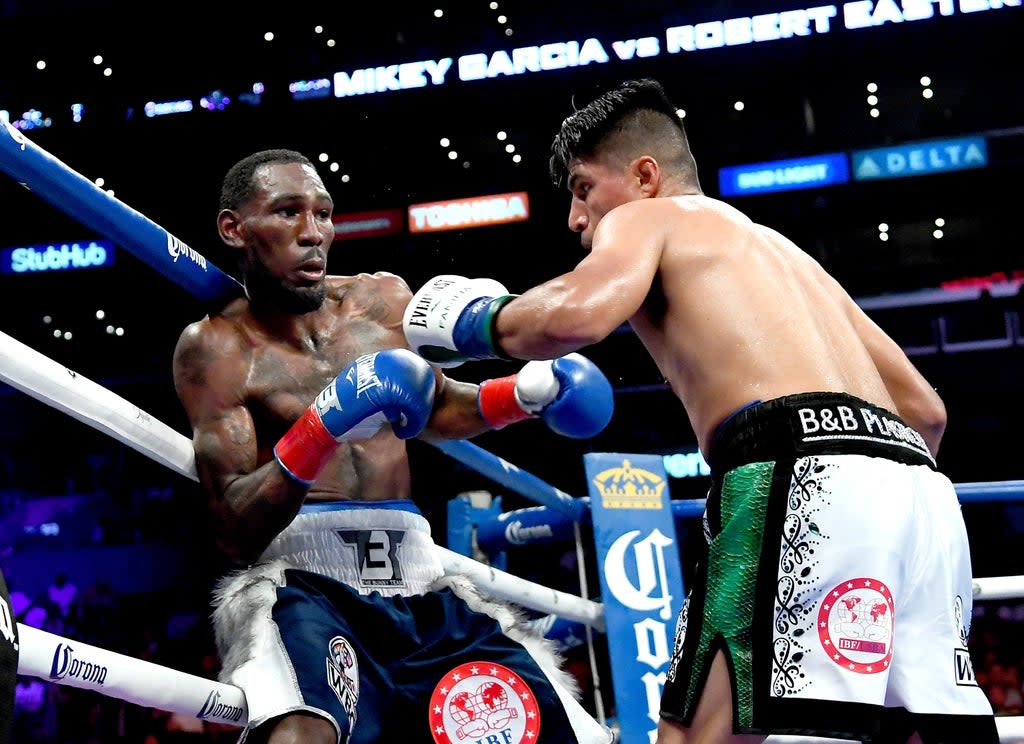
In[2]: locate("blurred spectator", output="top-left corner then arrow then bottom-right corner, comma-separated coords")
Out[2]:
13,676 -> 47,741
7,580 -> 31,619
47,572 -> 79,617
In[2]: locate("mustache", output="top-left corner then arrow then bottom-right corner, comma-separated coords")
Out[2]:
299,247 -> 326,263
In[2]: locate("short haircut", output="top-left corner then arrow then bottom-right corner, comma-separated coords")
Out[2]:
219,149 -> 314,211
549,78 -> 698,190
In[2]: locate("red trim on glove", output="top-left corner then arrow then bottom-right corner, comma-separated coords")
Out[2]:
273,404 -> 340,485
479,375 -> 533,430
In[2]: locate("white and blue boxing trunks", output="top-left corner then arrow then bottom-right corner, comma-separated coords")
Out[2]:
659,393 -> 997,743
212,499 -> 611,744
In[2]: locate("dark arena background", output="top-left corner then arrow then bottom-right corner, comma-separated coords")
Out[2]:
0,1 -> 1022,741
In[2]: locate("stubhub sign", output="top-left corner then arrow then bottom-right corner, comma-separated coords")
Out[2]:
1,240 -> 115,274
718,153 -> 849,196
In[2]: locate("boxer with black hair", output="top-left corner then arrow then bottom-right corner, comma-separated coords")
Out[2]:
406,79 -> 997,744
172,149 -> 614,744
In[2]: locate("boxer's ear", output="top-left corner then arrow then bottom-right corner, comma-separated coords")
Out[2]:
633,156 -> 660,197
218,209 -> 244,248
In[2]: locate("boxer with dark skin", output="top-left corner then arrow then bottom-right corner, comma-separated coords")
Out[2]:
405,79 -> 998,744
172,149 -> 613,744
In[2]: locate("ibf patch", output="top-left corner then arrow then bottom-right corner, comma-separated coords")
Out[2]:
429,662 -> 540,744
817,577 -> 895,674
326,636 -> 359,726
337,529 -> 407,588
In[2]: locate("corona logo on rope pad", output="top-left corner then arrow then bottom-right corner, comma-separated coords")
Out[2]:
429,661 -> 539,744
592,459 -> 666,509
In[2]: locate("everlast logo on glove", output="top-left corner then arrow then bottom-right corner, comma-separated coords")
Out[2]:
405,276 -> 457,329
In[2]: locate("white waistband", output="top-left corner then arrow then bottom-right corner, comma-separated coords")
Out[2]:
259,501 -> 444,596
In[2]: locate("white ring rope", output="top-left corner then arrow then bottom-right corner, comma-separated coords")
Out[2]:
2,327 -> 1021,738
0,327 -> 603,627
974,575 -> 1024,601
16,624 -> 247,727
0,329 -> 197,482
1,324 -> 604,722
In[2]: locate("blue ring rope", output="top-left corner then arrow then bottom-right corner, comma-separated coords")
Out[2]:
0,120 -> 243,306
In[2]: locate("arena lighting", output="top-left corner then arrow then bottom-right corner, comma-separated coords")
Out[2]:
144,99 -> 192,117
7,109 -> 52,131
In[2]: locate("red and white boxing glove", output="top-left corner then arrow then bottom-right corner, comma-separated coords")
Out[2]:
478,353 -> 614,439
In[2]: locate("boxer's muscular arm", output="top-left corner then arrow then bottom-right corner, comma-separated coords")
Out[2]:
820,273 -> 947,455
370,271 -> 498,441
421,375 -> 494,441
495,201 -> 663,359
850,302 -> 946,455
173,321 -> 306,564
382,272 -> 614,440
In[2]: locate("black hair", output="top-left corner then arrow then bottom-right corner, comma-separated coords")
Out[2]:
549,78 -> 697,190
219,149 -> 314,211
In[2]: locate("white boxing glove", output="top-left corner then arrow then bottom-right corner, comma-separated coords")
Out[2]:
403,274 -> 515,367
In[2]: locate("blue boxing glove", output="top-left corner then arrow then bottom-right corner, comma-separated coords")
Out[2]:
403,274 -> 516,367
478,353 -> 614,439
274,348 -> 435,485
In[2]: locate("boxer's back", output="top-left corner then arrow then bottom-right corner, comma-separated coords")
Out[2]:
629,194 -> 896,452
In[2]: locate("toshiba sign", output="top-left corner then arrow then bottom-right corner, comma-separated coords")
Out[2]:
407,191 -> 530,233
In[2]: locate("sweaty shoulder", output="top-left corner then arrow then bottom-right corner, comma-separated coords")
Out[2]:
329,271 -> 412,327
173,302 -> 251,387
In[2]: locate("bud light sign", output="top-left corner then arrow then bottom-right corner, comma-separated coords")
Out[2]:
2,240 -> 115,274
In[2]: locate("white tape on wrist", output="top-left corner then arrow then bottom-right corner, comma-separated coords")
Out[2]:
513,360 -> 559,413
